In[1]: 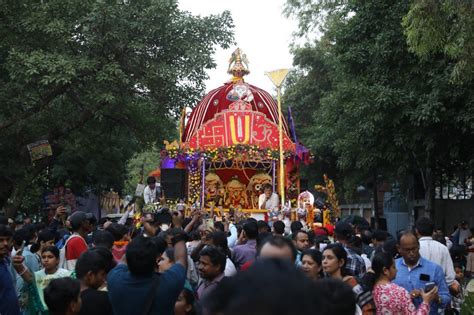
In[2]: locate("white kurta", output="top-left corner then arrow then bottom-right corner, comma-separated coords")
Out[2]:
143,185 -> 157,204
258,192 -> 280,212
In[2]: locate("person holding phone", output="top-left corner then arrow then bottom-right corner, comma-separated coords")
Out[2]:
0,224 -> 21,315
369,252 -> 437,314
393,232 -> 451,315
12,246 -> 71,314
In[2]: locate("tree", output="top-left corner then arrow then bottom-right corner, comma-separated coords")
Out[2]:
285,0 -> 474,216
282,45 -> 341,197
123,146 -> 162,196
0,0 -> 234,214
403,0 -> 474,82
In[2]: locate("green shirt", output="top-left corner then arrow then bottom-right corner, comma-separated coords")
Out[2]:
34,268 -> 71,309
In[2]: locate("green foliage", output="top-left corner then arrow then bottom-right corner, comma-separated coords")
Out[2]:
0,0 -> 234,212
123,146 -> 162,196
403,0 -> 474,82
285,0 -> 474,201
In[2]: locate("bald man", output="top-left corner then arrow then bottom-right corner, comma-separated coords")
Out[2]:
393,232 -> 450,315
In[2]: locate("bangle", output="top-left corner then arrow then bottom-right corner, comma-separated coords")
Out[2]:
18,267 -> 27,276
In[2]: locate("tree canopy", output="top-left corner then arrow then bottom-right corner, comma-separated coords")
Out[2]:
284,0 -> 474,209
403,0 -> 474,82
0,0 -> 234,213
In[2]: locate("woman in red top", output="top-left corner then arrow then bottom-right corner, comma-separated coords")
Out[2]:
370,251 -> 437,315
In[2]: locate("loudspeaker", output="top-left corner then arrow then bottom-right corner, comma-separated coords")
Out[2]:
160,169 -> 187,200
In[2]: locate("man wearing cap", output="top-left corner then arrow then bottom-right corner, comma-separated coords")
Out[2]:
64,211 -> 93,271
334,221 -> 366,278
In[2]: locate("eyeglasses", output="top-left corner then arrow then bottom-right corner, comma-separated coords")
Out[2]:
400,247 -> 419,253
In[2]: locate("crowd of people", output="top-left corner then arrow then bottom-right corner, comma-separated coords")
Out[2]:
1,203 -> 474,315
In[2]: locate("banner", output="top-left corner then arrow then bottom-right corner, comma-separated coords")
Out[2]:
27,140 -> 52,162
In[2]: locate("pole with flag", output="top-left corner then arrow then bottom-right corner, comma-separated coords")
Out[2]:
265,69 -> 290,206
179,107 -> 186,146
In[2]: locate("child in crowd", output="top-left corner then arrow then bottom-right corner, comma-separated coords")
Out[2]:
44,278 -> 82,315
75,249 -> 113,315
13,245 -> 71,314
174,282 -> 197,315
452,263 -> 467,314
34,246 -> 72,310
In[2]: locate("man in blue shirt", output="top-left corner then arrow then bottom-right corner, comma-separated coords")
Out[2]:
393,231 -> 451,315
0,224 -> 21,315
107,233 -> 187,315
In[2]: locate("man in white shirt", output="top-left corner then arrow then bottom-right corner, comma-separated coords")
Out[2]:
143,176 -> 160,204
258,184 -> 280,212
415,217 -> 460,295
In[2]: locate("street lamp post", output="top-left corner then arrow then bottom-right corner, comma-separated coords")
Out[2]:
265,69 -> 290,206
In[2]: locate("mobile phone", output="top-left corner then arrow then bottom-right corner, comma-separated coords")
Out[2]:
419,273 -> 430,282
205,218 -> 214,229
17,240 -> 26,255
424,282 -> 436,292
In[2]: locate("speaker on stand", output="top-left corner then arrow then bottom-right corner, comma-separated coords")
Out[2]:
160,169 -> 187,200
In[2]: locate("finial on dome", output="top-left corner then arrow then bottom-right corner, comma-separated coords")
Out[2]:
227,48 -> 250,80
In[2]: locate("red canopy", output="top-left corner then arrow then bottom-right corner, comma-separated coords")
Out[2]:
183,81 -> 291,144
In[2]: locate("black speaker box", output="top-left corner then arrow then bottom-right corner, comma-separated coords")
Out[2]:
160,169 -> 187,200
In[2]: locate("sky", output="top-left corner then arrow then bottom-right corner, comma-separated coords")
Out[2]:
178,0 -> 298,93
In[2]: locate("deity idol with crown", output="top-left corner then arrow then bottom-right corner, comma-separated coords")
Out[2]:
205,172 -> 225,207
224,177 -> 248,208
297,191 -> 319,229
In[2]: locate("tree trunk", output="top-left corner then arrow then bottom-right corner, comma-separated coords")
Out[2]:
424,166 -> 435,219
373,172 -> 380,229
0,178 -> 14,210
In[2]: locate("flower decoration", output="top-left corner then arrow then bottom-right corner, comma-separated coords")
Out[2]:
188,160 -> 201,203
314,174 -> 340,225
161,144 -> 294,163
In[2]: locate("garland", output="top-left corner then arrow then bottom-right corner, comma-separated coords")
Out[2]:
113,241 -> 129,246
315,174 -> 340,224
188,161 -> 201,204
161,144 -> 294,162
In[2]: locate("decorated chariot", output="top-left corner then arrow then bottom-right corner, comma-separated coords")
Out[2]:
159,49 -> 334,227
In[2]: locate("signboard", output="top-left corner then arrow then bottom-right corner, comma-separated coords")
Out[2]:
27,140 -> 52,162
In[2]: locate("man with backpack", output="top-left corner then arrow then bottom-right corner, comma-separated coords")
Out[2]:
107,233 -> 187,315
60,211 -> 93,271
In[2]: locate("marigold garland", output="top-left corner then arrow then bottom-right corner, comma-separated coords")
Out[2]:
161,144 -> 294,162
113,241 -> 129,246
